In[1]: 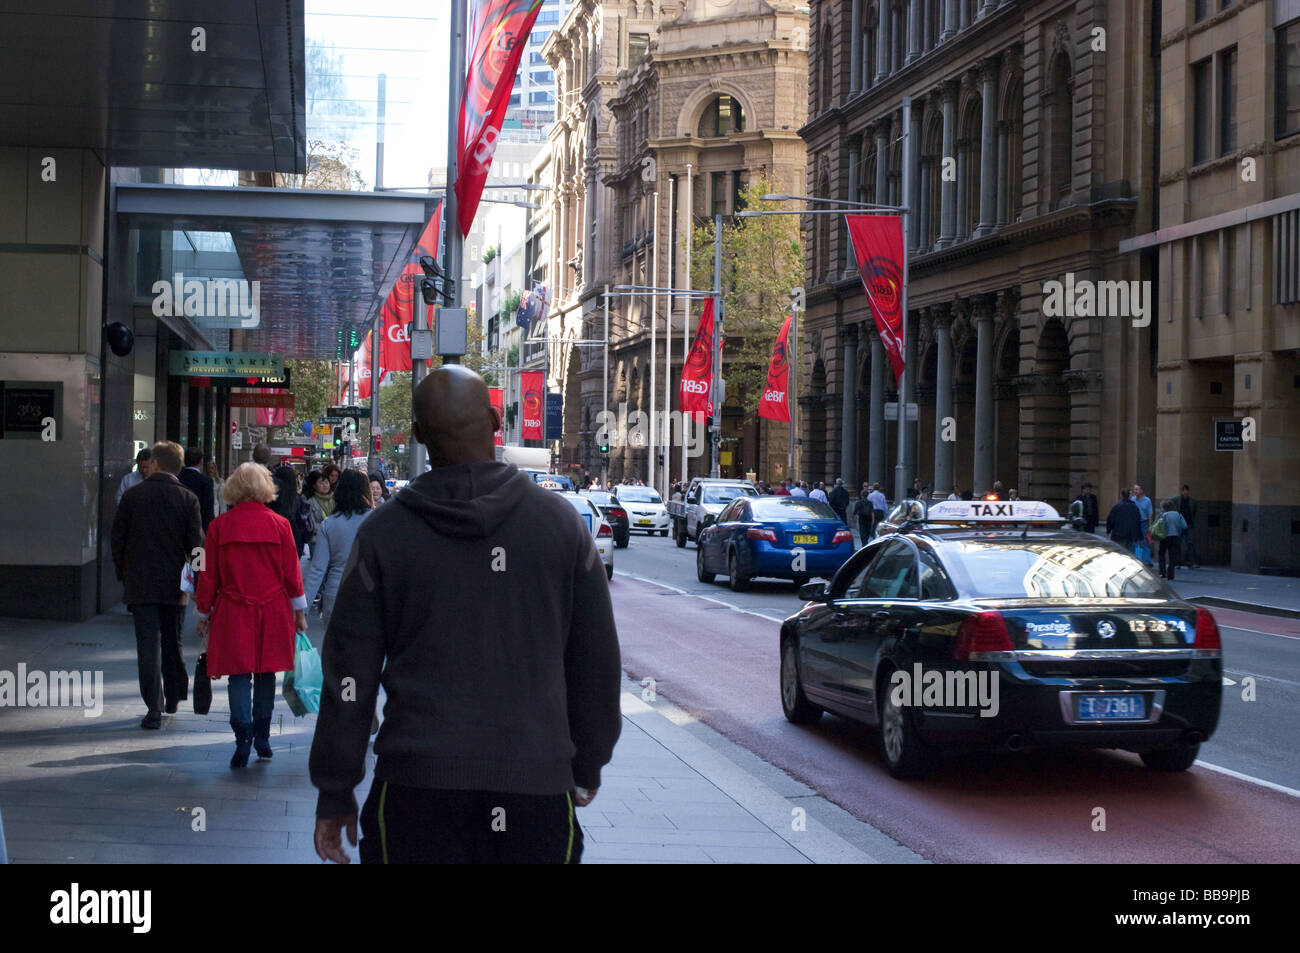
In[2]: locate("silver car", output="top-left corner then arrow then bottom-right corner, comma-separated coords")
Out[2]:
558,492 -> 615,581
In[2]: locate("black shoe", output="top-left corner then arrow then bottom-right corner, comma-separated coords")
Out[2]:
165,698 -> 179,714
141,711 -> 162,729
252,716 -> 273,759
230,722 -> 253,768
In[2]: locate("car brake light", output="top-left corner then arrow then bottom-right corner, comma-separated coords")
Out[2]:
597,523 -> 612,538
953,611 -> 1013,660
832,529 -> 853,545
1193,608 -> 1221,651
746,527 -> 778,542
610,508 -> 627,520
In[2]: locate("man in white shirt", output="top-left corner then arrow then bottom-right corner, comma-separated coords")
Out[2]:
790,482 -> 808,498
867,483 -> 888,534
116,448 -> 154,504
810,481 -> 829,504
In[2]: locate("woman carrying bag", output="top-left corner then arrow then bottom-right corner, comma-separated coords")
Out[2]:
195,462 -> 308,768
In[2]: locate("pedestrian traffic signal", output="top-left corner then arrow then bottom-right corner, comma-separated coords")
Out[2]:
598,438 -> 609,454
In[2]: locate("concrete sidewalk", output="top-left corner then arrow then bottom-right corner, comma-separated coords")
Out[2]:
0,608 -> 914,864
1168,566 -> 1300,618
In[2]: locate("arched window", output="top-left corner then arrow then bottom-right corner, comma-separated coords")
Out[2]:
698,94 -> 746,138
1047,53 -> 1073,210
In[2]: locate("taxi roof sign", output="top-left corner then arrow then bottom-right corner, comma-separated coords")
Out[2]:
924,500 -> 1062,522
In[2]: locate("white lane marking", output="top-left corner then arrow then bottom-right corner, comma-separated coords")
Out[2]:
1194,761 -> 1300,800
1218,623 -> 1300,640
1223,670 -> 1300,689
615,571 -> 788,624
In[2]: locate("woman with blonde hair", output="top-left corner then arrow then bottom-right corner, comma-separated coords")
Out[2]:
195,462 -> 308,768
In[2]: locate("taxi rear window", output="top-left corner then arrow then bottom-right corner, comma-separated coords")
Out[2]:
940,539 -> 1167,599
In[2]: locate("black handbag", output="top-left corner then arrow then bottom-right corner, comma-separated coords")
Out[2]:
193,654 -> 213,715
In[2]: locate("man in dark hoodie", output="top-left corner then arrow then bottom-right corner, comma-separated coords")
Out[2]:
310,365 -> 621,864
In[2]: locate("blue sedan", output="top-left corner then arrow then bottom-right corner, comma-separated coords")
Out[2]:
696,496 -> 856,592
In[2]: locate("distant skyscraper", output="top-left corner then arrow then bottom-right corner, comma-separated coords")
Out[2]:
504,0 -> 569,136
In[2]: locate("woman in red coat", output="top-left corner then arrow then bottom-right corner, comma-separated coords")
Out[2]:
195,462 -> 308,768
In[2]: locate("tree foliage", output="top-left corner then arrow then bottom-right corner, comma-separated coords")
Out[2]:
689,176 -> 802,422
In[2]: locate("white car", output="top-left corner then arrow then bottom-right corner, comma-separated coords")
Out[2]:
558,492 -> 615,581
615,485 -> 670,536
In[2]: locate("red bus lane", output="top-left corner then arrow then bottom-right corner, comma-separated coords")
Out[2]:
611,576 -> 1300,863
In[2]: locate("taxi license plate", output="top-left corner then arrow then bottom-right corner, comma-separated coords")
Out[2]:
1076,694 -> 1146,720
791,534 -> 818,544
637,519 -> 652,526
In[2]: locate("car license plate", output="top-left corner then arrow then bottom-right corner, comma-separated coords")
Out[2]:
791,534 -> 818,544
637,519 -> 652,526
1076,694 -> 1146,720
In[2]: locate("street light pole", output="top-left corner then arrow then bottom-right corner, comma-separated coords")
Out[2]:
682,163 -> 692,485
603,284 -> 610,486
893,96 -> 912,504
649,189 -> 658,491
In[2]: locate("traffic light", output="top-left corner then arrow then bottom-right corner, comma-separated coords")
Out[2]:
332,425 -> 343,446
373,433 -> 381,453
598,438 -> 609,455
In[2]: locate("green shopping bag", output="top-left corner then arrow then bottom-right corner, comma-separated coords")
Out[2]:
282,631 -> 322,716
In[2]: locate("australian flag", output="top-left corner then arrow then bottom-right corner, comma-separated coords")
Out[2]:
516,283 -> 550,330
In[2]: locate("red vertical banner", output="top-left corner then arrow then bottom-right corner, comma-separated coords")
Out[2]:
757,314 -> 792,422
846,214 -> 905,384
489,387 -> 504,446
255,389 -> 287,427
355,332 -> 375,400
379,202 -> 443,374
456,0 -> 545,236
520,371 -> 544,440
679,299 -> 716,420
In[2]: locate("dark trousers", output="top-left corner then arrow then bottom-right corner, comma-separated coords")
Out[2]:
228,672 -> 276,726
1159,537 -> 1182,580
131,603 -> 188,714
1180,531 -> 1199,568
359,782 -> 583,864
857,510 -> 872,544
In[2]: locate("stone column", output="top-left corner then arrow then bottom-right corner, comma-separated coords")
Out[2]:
868,327 -> 887,485
917,157 -> 930,250
996,121 -> 1009,227
959,0 -> 970,30
908,103 -> 922,250
932,305 -> 955,497
874,124 -> 890,206
907,0 -> 922,64
875,0 -> 890,83
584,172 -> 597,287
975,59 -> 999,237
972,294 -> 996,494
955,144 -> 968,241
942,0 -> 958,42
938,81 -> 956,247
904,305 -> 918,487
847,141 -> 860,270
840,324 -> 859,486
890,4 -> 902,74
850,0 -> 863,95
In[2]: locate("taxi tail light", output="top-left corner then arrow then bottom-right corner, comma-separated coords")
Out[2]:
953,611 -> 1013,660
832,529 -> 854,545
747,527 -> 778,543
596,523 -> 612,538
1193,608 -> 1221,650
609,507 -> 627,520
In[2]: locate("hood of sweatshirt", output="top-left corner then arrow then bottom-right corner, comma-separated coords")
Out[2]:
395,460 -> 532,538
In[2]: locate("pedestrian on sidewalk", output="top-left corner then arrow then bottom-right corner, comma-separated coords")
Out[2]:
311,365 -> 621,865
790,481 -> 808,498
195,462 -> 308,768
828,478 -> 849,523
1132,483 -> 1154,565
252,444 -> 273,469
1105,487 -> 1142,554
1074,483 -> 1100,534
810,480 -> 829,504
868,482 -> 888,535
116,447 -> 154,504
111,441 -> 202,729
306,469 -> 334,535
206,460 -> 227,518
1178,484 -> 1200,568
179,446 -> 216,532
268,464 -> 314,558
369,474 -> 390,506
303,470 -> 374,630
775,480 -> 791,497
1156,499 -> 1188,581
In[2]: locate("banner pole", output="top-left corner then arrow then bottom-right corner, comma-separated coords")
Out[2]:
682,163 -> 692,485
649,189 -> 658,491
711,213 -> 722,478
893,96 -> 912,504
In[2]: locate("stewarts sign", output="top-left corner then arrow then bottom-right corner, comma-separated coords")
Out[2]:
168,351 -> 284,379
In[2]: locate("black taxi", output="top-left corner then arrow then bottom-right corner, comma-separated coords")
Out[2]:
779,499 -> 1223,778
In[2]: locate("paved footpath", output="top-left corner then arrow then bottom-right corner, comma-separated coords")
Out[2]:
0,606 -> 912,864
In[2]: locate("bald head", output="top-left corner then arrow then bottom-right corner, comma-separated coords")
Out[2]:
412,365 -> 501,468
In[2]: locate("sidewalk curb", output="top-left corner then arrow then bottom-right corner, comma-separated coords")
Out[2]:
1187,596 -> 1300,622
618,689 -> 882,864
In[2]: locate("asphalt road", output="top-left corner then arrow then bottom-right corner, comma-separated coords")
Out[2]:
608,531 -> 1300,863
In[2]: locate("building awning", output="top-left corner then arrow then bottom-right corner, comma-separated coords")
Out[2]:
0,0 -> 305,173
116,183 -> 441,360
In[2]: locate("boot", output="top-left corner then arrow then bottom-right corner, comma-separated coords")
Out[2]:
253,717 -> 273,760
230,721 -> 253,769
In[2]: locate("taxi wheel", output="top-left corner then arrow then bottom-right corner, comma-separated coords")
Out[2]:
1140,742 -> 1199,771
781,639 -> 823,724
728,551 -> 751,593
877,670 -> 934,779
696,545 -> 715,583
